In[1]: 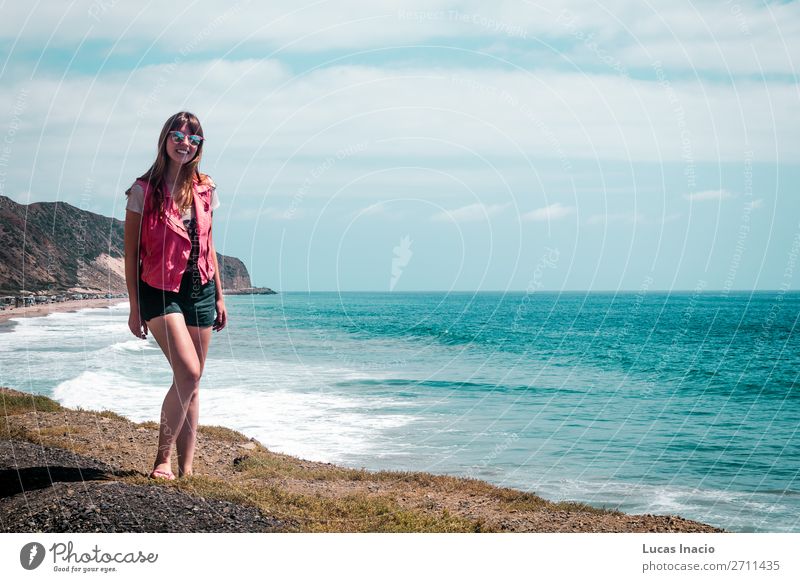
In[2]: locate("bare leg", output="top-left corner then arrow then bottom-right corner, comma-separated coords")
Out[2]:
175,324 -> 212,477
146,312 -> 202,478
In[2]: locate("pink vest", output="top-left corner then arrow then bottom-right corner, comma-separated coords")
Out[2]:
137,177 -> 215,292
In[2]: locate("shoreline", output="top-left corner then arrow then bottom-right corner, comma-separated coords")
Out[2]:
0,385 -> 725,533
0,302 -> 733,533
0,297 -> 129,332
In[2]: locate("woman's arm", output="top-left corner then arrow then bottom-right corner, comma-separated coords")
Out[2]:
124,208 -> 148,338
209,216 -> 227,331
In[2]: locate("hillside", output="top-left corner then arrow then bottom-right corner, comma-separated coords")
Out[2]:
0,195 -> 255,294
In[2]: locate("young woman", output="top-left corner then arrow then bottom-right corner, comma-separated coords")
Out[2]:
123,111 -> 227,480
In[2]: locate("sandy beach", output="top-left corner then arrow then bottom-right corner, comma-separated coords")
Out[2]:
0,297 -> 129,331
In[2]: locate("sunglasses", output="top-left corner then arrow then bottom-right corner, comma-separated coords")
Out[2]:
169,130 -> 204,147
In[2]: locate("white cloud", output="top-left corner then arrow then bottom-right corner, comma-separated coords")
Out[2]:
550,0 -> 800,74
522,202 -> 575,222
353,203 -> 406,220
0,24 -> 797,216
586,211 -> 645,225
3,60 -> 796,182
0,1 -> 467,52
2,1 -> 797,75
359,204 -> 388,216
230,205 -> 305,221
431,202 -> 509,222
684,189 -> 732,201
1,56 -> 794,222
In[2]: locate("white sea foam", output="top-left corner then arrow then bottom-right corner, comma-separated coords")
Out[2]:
109,339 -> 159,353
53,370 -> 161,421
211,386 -> 418,463
51,364 -> 419,465
3,305 -> 125,341
196,356 -> 419,462
39,323 -> 419,466
508,476 -> 797,532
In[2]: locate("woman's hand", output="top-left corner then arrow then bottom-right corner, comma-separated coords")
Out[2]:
213,297 -> 227,332
128,309 -> 148,339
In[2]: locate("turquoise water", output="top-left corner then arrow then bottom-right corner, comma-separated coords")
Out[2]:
1,290 -> 798,532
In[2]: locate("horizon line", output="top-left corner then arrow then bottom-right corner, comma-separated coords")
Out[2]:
263,289 -> 799,294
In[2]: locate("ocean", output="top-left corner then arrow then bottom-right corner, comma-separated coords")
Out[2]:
1,290 -> 798,532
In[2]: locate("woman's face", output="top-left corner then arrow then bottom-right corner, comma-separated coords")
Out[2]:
165,123 -> 201,167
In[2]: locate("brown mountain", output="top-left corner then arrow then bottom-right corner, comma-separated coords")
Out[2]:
0,195 -> 257,295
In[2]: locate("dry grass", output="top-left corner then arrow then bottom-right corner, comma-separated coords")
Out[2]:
234,451 -> 364,481
86,409 -> 129,422
0,421 -> 36,442
198,424 -> 253,443
0,387 -> 63,416
122,473 -> 492,533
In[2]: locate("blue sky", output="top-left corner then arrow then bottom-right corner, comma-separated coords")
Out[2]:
0,1 -> 798,292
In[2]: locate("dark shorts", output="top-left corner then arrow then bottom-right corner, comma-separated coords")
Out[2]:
138,270 -> 216,328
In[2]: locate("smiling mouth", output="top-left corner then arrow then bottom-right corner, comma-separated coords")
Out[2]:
177,149 -> 189,154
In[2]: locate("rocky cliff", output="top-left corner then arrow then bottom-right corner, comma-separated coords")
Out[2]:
216,254 -> 251,290
0,195 -> 255,294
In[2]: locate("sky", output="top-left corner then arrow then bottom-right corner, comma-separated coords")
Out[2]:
0,0 -> 798,292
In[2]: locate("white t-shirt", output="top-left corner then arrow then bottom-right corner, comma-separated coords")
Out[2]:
125,181 -> 220,220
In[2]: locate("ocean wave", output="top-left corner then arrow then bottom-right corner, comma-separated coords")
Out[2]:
108,339 -> 159,353
517,477 -> 800,532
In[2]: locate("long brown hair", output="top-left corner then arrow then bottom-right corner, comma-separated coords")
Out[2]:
126,111 -> 208,220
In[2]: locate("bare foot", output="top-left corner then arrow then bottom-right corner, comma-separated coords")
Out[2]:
150,462 -> 175,480
178,468 -> 193,478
